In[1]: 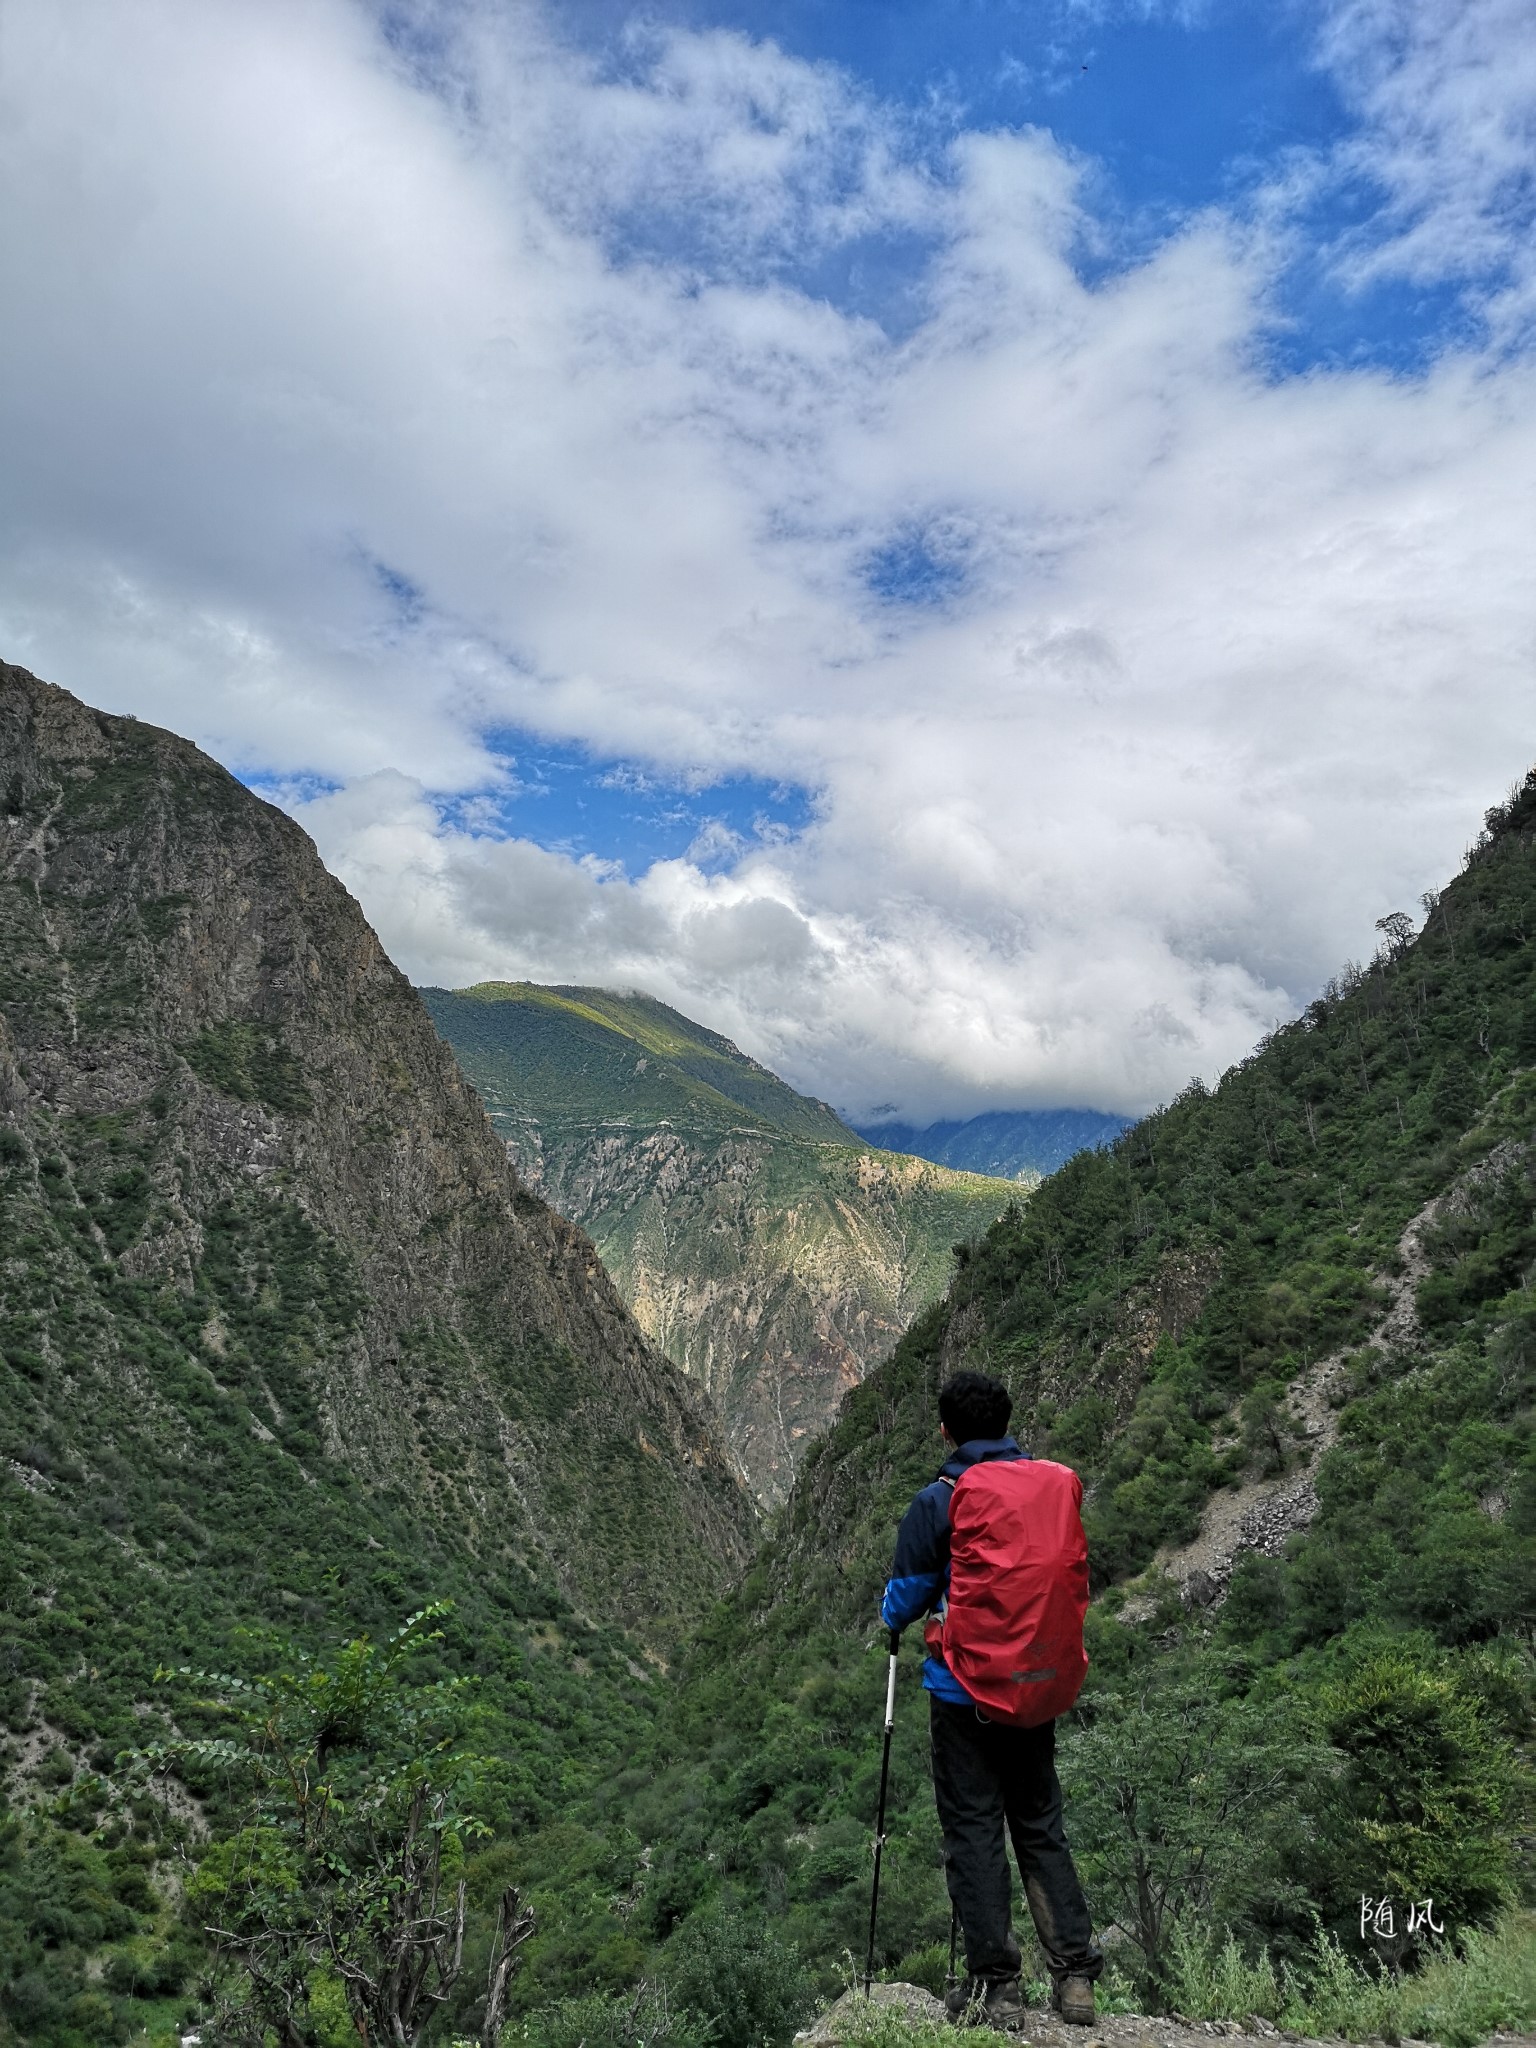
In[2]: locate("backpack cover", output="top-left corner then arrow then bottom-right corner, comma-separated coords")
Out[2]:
937,1458 -> 1089,1727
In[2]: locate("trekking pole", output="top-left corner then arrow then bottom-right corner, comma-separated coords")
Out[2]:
946,1904 -> 959,1995
863,1627 -> 900,1997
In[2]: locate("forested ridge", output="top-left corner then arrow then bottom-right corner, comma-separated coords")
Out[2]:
507,769 -> 1535,2026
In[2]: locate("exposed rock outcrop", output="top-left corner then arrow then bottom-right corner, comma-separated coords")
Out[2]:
0,662 -> 754,1641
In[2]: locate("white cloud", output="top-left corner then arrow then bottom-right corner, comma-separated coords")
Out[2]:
1316,0 -> 1536,333
0,0 -> 1532,1121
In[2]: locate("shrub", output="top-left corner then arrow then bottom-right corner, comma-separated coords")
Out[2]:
1315,1643 -> 1520,1931
663,1904 -> 812,2048
519,1982 -> 712,2048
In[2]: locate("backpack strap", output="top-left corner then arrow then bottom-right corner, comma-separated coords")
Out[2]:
922,1476 -> 959,1655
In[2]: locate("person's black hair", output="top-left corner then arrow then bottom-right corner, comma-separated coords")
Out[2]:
938,1370 -> 1013,1447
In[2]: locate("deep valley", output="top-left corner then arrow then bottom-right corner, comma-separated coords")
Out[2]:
1,664 -> 1531,2048
423,983 -> 1017,1505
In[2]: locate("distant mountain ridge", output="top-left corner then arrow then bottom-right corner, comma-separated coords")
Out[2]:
430,982 -> 858,1149
421,983 -> 1019,1504
852,1106 -> 1131,1181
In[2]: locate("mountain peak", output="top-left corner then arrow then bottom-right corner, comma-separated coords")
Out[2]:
422,979 -> 1020,1503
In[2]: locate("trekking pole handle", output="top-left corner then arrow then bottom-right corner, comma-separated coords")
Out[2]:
884,1630 -> 899,1730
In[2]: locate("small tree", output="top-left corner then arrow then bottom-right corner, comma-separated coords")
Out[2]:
1063,1677 -> 1329,1996
1315,1644 -> 1520,1939
1240,1382 -> 1298,1478
144,1604 -> 533,2047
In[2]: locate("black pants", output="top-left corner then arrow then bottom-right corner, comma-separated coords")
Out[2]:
929,1695 -> 1103,1984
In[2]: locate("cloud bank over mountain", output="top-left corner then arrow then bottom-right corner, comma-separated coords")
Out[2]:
1,0 -> 1531,1119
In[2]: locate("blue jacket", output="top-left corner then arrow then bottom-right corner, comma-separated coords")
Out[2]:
880,1436 -> 1032,1706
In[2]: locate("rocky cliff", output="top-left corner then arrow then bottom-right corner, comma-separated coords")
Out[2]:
0,664 -> 754,1652
421,984 -> 1019,1505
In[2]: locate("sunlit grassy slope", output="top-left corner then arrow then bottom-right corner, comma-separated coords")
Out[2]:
422,983 -> 1019,1504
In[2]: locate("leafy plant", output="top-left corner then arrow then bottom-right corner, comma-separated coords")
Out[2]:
1163,1913 -> 1536,2047
144,1607 -> 534,2048
518,1981 -> 714,2048
660,1903 -> 812,2048
1062,1675 -> 1329,1992
1313,1641 -> 1521,1933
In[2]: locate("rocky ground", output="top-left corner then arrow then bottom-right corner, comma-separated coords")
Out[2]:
1117,1170 -> 1450,1622
795,1983 -> 1535,2048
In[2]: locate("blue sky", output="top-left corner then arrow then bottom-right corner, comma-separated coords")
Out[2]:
2,0 -> 1532,1117
447,749 -> 816,871
554,0 -> 1346,186
543,0 -> 1473,373
361,547 -> 819,864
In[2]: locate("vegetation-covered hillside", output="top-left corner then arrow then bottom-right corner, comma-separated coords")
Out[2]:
4,663 -> 1530,2048
423,984 -> 1016,1504
0,666 -> 754,2047
510,770 -> 1534,2025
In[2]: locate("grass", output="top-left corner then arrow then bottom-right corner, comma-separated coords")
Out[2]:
1163,1912 -> 1536,2046
824,1996 -> 954,2048
794,1914 -> 1535,2048
511,1983 -> 712,2048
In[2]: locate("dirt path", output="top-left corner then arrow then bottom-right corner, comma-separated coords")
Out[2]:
988,2009 -> 1521,2048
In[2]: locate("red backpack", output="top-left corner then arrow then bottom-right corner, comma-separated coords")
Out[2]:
927,1458 -> 1090,1727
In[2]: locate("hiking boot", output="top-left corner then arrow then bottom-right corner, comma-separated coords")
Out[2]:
1050,1974 -> 1096,2027
945,1975 -> 1026,2030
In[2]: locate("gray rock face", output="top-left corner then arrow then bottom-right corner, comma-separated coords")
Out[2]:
0,662 -> 754,1642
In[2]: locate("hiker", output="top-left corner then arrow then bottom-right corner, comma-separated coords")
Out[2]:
881,1369 -> 1103,2030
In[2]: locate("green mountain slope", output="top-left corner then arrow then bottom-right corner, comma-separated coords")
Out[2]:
428,982 -> 857,1143
421,983 -> 1019,1505
547,770 -> 1535,2011
0,664 -> 757,2044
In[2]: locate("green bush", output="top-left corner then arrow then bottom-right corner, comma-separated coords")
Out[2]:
1314,1642 -> 1520,1931
662,1904 -> 813,2048
519,1982 -> 713,2048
